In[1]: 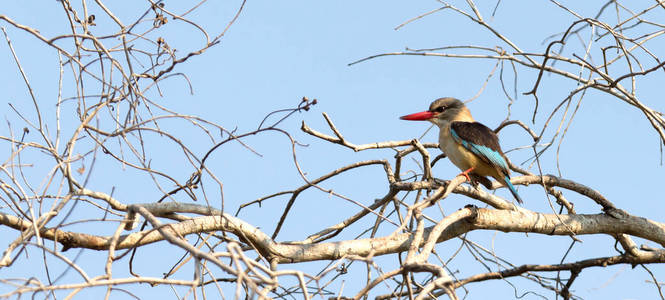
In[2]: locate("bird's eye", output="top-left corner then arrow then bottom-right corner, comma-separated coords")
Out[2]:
434,106 -> 445,113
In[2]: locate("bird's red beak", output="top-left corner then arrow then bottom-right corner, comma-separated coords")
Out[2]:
399,111 -> 435,121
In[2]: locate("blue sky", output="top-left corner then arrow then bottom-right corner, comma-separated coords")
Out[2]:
1,1 -> 664,299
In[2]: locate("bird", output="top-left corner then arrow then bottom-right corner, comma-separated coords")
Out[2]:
400,97 -> 523,204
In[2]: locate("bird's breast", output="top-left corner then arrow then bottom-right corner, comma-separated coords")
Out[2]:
438,125 -> 498,178
439,125 -> 470,170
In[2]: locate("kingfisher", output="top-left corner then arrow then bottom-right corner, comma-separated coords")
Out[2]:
400,97 -> 523,204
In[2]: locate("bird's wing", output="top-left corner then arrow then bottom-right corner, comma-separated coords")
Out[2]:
449,121 -> 509,172
450,122 -> 523,204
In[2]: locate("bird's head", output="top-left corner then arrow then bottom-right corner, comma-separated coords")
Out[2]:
400,97 -> 473,127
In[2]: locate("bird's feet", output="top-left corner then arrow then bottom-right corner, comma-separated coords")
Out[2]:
457,167 -> 475,182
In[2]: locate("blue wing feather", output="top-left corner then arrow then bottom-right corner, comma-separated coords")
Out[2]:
450,127 -> 509,172
503,175 -> 523,204
450,122 -> 524,204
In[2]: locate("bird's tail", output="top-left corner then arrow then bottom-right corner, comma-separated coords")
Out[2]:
504,176 -> 523,204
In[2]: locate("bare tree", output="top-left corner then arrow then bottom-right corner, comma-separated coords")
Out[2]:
1,1 -> 665,299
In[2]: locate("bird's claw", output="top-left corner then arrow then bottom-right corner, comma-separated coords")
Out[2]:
459,172 -> 471,182
457,167 -> 475,182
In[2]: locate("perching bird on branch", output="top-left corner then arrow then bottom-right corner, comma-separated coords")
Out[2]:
400,97 -> 523,204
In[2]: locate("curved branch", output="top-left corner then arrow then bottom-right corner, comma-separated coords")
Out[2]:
5,205 -> 664,264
